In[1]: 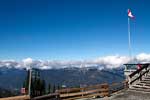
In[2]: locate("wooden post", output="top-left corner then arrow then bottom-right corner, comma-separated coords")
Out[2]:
124,80 -> 129,89
128,76 -> 131,88
81,88 -> 84,97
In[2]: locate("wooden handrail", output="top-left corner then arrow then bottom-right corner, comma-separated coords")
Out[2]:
109,81 -> 128,93
129,64 -> 149,78
56,87 -> 81,94
56,83 -> 108,94
0,80 -> 128,100
31,93 -> 60,100
128,64 -> 150,85
0,95 -> 30,100
3,81 -> 125,100
60,88 -> 108,98
130,69 -> 149,85
56,83 -> 109,99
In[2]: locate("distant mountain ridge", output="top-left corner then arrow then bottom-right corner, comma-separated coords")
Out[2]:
0,66 -> 125,92
0,87 -> 16,98
41,67 -> 125,87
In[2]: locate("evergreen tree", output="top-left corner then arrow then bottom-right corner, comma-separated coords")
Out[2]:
41,80 -> 46,95
23,69 -> 46,97
53,85 -> 56,93
57,84 -> 61,90
48,83 -> 51,94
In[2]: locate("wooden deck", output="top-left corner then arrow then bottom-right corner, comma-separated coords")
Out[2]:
91,89 -> 150,100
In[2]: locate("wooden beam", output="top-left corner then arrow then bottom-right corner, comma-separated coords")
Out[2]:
0,95 -> 30,100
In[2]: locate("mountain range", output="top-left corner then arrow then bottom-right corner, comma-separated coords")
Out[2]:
0,66 -> 125,92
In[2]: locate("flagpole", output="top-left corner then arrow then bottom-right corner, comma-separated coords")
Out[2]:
128,17 -> 132,63
28,66 -> 32,97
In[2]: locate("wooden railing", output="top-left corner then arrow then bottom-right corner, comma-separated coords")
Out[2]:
56,83 -> 109,100
31,93 -> 60,100
0,95 -> 30,100
128,64 -> 150,86
0,81 -> 128,100
109,80 -> 128,94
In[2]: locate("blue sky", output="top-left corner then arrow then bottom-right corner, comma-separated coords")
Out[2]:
0,0 -> 150,60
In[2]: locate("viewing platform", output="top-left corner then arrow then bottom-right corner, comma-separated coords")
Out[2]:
92,63 -> 150,100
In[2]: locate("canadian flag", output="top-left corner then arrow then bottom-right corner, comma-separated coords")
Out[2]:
128,9 -> 134,18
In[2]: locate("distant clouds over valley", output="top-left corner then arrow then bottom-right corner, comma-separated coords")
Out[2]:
0,53 -> 150,70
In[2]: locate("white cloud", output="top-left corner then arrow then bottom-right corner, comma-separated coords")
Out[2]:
22,58 -> 33,65
0,53 -> 150,70
136,53 -> 150,63
94,55 -> 130,69
22,58 -> 33,69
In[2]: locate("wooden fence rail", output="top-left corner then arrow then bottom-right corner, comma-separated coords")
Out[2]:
127,64 -> 150,85
109,80 -> 128,94
56,83 -> 109,100
0,95 -> 30,100
0,81 -> 128,100
31,93 -> 60,100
